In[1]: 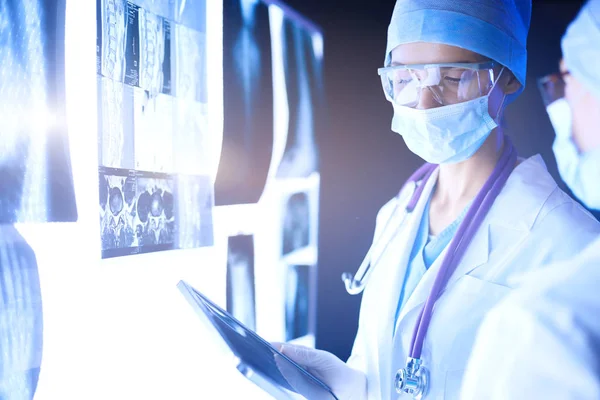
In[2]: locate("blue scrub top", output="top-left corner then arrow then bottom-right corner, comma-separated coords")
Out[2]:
393,195 -> 470,332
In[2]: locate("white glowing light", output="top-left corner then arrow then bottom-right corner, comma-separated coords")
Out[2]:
312,32 -> 324,61
264,4 -> 289,186
207,0 -> 224,183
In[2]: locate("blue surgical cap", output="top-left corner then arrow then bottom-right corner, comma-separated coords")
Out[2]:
386,0 -> 532,93
562,0 -> 600,101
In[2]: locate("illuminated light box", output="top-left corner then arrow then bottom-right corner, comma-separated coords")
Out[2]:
17,0 -> 236,399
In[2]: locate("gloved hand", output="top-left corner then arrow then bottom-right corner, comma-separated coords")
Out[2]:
272,343 -> 367,400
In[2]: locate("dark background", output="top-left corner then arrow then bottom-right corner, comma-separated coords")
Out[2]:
274,0 -> 596,360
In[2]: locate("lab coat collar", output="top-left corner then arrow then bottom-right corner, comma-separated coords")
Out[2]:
488,154 -> 557,231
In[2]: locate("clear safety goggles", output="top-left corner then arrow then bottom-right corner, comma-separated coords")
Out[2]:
537,70 -> 570,106
378,62 -> 498,107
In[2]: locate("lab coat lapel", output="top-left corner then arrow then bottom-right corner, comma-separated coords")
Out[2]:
442,224 -> 490,290
396,211 -> 490,325
375,168 -> 439,392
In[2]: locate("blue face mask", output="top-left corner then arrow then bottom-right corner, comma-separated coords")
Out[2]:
391,68 -> 505,164
546,98 -> 600,210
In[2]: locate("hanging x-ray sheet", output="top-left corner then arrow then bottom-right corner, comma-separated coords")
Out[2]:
226,234 -> 257,331
0,0 -> 80,396
284,264 -> 316,342
215,0 -> 274,206
96,0 -> 214,258
0,0 -> 77,224
271,4 -> 324,180
216,0 -> 325,205
277,174 -> 319,265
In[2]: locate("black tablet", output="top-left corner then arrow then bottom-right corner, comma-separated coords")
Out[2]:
177,280 -> 338,400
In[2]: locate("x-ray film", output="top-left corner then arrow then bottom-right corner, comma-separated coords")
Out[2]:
285,264 -> 311,341
173,99 -> 210,175
132,0 -> 174,24
97,0 -> 213,257
273,11 -> 324,179
99,167 -> 138,256
226,235 -> 257,331
173,24 -> 207,102
0,0 -> 77,223
138,9 -> 166,93
124,2 -> 141,86
98,0 -> 173,92
215,0 -> 273,206
282,192 -> 310,256
133,88 -> 174,173
176,175 -> 214,249
98,76 -> 136,169
135,172 -> 176,250
174,0 -> 206,33
99,168 -> 176,258
161,18 -> 172,94
98,0 -> 127,81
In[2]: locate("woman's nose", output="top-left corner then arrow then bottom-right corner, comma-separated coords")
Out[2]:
415,86 -> 442,109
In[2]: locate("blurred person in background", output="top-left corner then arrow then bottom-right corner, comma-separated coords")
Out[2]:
462,1 -> 600,398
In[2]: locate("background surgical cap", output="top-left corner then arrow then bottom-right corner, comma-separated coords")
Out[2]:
386,0 -> 532,94
562,0 -> 600,101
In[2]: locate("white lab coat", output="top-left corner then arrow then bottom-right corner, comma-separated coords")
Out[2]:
347,155 -> 600,400
461,236 -> 600,400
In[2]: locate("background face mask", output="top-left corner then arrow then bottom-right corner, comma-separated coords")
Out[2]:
547,98 -> 600,210
390,69 -> 504,164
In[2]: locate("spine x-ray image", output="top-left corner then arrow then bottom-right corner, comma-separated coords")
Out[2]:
285,264 -> 311,341
138,8 -> 167,94
282,192 -> 310,256
97,0 -> 127,80
97,0 -> 140,84
98,0 -> 174,91
226,235 -> 257,331
215,0 -> 274,206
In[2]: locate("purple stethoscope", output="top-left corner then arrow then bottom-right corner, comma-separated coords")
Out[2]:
341,137 -> 517,398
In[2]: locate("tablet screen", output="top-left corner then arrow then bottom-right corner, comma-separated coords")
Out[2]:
177,280 -> 338,400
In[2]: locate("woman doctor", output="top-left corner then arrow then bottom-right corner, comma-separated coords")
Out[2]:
461,1 -> 600,398
277,0 -> 600,399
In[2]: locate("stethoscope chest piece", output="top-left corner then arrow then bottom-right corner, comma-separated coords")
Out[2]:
395,357 -> 428,399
